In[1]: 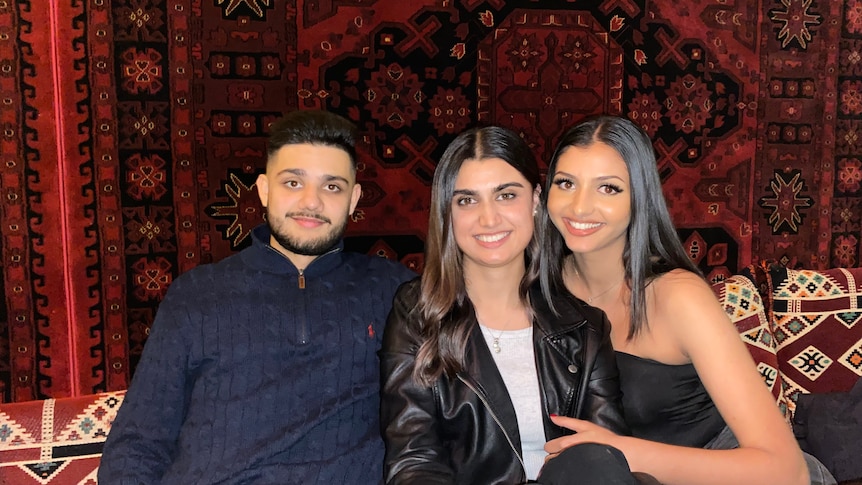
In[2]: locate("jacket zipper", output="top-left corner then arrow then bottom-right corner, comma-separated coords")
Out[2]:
457,375 -> 527,473
534,342 -> 550,426
263,244 -> 341,345
297,268 -> 307,343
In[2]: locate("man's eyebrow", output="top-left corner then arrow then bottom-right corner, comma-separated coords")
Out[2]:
322,174 -> 351,184
276,168 -> 306,177
275,168 -> 350,185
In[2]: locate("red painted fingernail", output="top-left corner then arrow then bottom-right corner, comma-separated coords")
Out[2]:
549,413 -> 558,417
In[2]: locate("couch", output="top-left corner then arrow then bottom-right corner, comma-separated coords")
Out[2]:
716,262 -> 862,483
1,262 -> 860,484
719,262 -> 862,420
0,390 -> 125,484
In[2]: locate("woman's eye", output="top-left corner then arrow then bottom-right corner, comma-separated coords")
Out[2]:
498,192 -> 516,201
553,178 -> 574,190
456,197 -> 475,206
599,184 -> 623,194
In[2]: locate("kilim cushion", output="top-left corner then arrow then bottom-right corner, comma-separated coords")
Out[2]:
712,274 -> 789,420
0,390 -> 125,484
769,266 -> 862,419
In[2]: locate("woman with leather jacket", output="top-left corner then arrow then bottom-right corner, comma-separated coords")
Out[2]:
379,126 -> 633,484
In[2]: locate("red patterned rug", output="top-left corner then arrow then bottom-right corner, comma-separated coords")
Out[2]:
0,0 -> 858,401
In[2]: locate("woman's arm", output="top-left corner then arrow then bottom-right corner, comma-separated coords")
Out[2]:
380,282 -> 454,485
546,271 -> 808,485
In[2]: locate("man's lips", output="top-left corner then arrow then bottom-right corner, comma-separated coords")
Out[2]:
288,214 -> 330,228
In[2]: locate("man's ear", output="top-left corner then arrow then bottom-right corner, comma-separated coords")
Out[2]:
256,173 -> 269,207
349,183 -> 362,215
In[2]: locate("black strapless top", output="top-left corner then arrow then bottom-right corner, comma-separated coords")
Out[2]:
615,351 -> 726,448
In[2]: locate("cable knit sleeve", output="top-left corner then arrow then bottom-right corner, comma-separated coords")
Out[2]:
98,277 -> 193,485
379,280 -> 455,485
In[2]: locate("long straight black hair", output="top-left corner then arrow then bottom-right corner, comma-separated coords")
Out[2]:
413,125 -> 542,386
538,115 -> 701,338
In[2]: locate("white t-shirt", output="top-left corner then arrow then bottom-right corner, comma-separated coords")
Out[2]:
478,324 -> 546,480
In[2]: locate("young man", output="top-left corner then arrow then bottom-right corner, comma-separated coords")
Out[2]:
99,110 -> 416,484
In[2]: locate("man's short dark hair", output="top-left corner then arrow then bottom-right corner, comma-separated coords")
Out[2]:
267,110 -> 358,168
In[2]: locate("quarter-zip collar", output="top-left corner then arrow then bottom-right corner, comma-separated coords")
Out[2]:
241,224 -> 345,278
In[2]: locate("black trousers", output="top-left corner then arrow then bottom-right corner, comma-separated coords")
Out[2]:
536,443 -> 661,485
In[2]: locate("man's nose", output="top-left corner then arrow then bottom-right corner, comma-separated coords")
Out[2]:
298,186 -> 323,210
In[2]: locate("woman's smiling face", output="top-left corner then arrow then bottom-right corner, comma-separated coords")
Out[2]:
451,157 -> 539,271
547,141 -> 632,259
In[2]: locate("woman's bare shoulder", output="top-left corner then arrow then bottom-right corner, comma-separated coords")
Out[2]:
650,268 -> 712,293
649,269 -> 725,326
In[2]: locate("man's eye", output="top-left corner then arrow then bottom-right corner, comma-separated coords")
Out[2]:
327,184 -> 342,192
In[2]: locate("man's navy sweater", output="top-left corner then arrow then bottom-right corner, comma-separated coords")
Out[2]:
99,225 -> 416,484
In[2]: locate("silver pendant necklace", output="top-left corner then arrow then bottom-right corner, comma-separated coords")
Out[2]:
490,329 -> 503,353
479,315 -> 517,353
479,324 -> 506,353
574,266 -> 624,305
477,303 -> 530,354
586,280 -> 623,304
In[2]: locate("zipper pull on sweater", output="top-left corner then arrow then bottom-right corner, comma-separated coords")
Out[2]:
298,269 -> 306,289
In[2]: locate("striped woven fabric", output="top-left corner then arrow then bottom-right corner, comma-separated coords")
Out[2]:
0,391 -> 125,484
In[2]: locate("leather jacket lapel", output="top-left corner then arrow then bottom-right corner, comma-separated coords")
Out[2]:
460,290 -> 591,445
458,323 -> 524,462
532,286 -> 590,440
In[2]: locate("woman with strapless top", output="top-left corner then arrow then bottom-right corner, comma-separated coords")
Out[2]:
535,115 -> 834,485
614,351 -> 725,448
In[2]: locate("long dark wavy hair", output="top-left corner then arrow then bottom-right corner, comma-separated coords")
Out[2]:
413,126 -> 542,386
538,115 -> 701,339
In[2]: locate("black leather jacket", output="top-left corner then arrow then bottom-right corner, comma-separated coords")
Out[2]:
380,279 -> 628,485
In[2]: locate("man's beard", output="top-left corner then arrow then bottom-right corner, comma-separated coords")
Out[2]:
267,211 -> 347,256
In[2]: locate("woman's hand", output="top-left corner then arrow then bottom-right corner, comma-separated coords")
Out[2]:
544,415 -> 622,462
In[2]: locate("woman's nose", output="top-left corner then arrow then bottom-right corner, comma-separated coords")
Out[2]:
477,200 -> 501,227
570,188 -> 592,216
